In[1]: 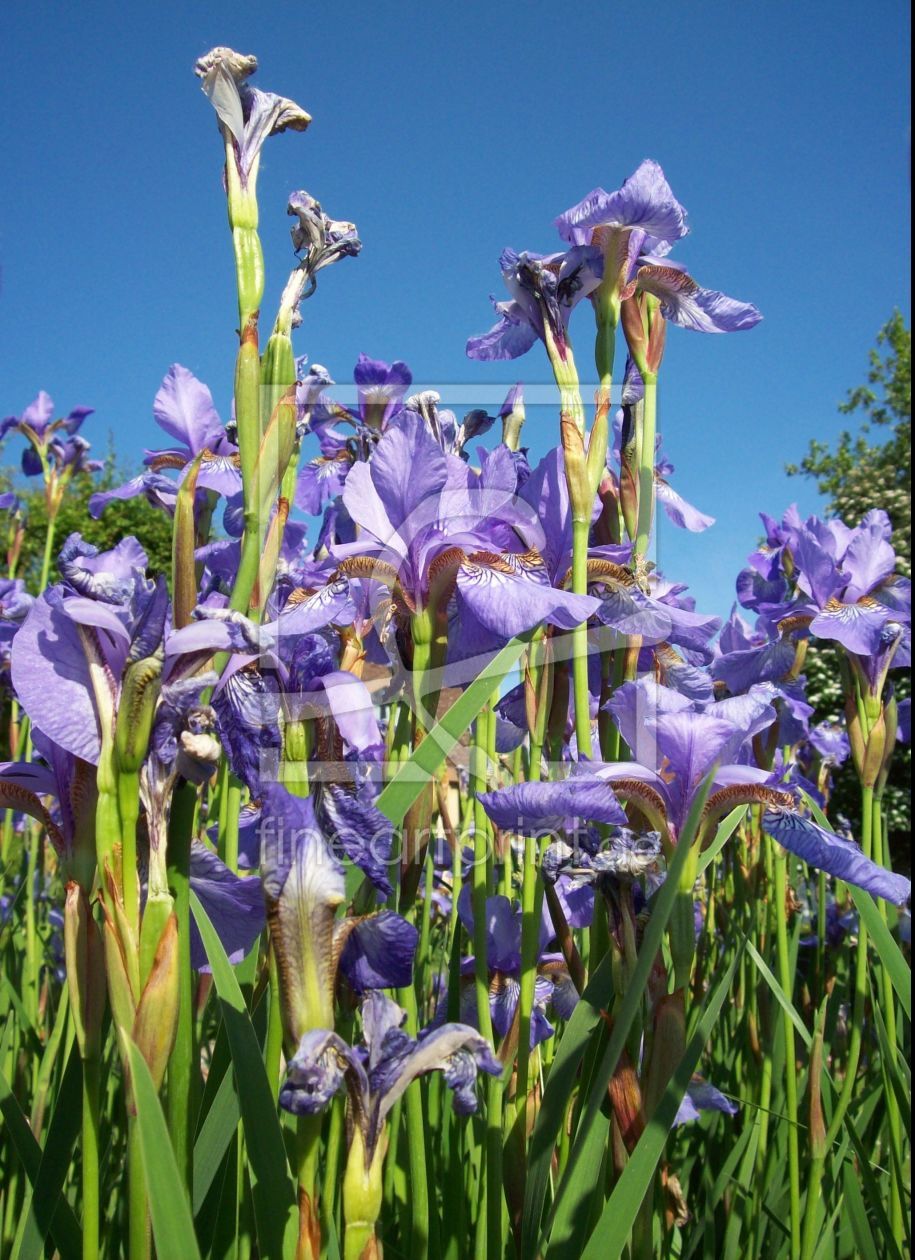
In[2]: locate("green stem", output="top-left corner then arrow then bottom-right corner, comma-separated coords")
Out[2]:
871,794 -> 905,1245
37,503 -> 59,594
82,1053 -> 101,1260
223,775 -> 242,875
265,947 -> 284,1101
296,1113 -> 323,1260
773,845 -> 801,1259
118,771 -> 141,943
320,1096 -> 345,1241
23,822 -> 39,1024
571,518 -> 593,758
800,783 -> 874,1256
634,373 -> 657,562
395,976 -> 433,1260
166,781 -> 197,1195
515,834 -> 543,1118
470,708 -> 504,1259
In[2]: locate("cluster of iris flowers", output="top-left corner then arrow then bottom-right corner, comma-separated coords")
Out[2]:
0,45 -> 909,1260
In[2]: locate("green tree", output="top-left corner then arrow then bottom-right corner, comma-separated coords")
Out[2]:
1,453 -> 174,592
787,309 -> 911,570
788,312 -> 911,860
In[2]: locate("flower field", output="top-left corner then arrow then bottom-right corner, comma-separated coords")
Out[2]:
0,45 -> 910,1260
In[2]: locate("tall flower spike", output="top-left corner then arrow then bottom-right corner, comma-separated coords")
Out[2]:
195,48 -> 311,191
260,785 -> 417,1041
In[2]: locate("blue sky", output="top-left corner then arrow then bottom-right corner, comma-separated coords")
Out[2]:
1,0 -> 910,616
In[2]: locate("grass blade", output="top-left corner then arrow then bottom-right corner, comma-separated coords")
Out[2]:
0,1059 -> 82,1259
577,946 -> 744,1260
127,1041 -> 201,1260
849,887 -> 911,1020
376,634 -> 530,824
190,893 -> 298,1258
746,940 -> 812,1049
193,1064 -> 241,1217
531,769 -> 715,1256
802,792 -> 910,1021
520,951 -> 615,1256
696,806 -> 747,877
11,1042 -> 83,1260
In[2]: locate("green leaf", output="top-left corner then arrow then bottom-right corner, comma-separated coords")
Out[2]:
520,951 -> 615,1257
746,940 -> 812,1049
190,893 -> 298,1258
842,1109 -> 906,1260
576,946 -> 744,1260
849,886 -> 911,1021
801,791 -> 910,1021
869,978 -> 911,1143
696,806 -> 747,877
0,1057 -> 82,1259
193,1063 -> 241,1217
531,769 -> 714,1257
127,1041 -> 202,1260
376,634 -> 530,824
11,1043 -> 83,1260
842,1163 -> 882,1260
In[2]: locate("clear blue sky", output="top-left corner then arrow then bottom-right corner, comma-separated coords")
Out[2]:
1,0 -> 910,616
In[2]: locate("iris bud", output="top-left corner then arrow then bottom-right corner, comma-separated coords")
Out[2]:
65,882 -> 106,1060
643,989 -> 687,1121
560,414 -> 592,525
877,691 -> 898,796
844,696 -> 866,779
115,656 -> 162,774
500,387 -> 525,452
861,709 -> 887,790
130,913 -> 180,1099
342,1127 -> 386,1260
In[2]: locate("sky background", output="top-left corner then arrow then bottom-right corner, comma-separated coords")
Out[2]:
1,0 -> 910,617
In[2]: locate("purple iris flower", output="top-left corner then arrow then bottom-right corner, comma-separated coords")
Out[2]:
624,263 -> 762,336
450,887 -> 577,1047
516,444 -> 715,661
11,535 -> 168,764
556,159 -> 688,260
712,618 -> 799,697
787,510 -> 911,668
332,415 -> 599,664
259,784 -> 417,1040
466,246 -> 603,363
0,729 -> 94,872
654,454 -> 715,532
195,47 -> 310,189
403,391 -> 498,461
294,354 -> 414,516
353,354 -> 413,431
807,721 -> 851,767
482,679 -> 910,904
674,1078 -> 739,1126
1,392 -> 94,477
90,365 -> 240,520
286,191 -> 361,302
188,842 -> 266,971
280,991 -> 502,1149
557,159 -> 759,335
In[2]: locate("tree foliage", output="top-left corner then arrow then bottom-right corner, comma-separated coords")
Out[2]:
787,309 -> 911,571
789,312 -> 911,857
1,451 -> 174,592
